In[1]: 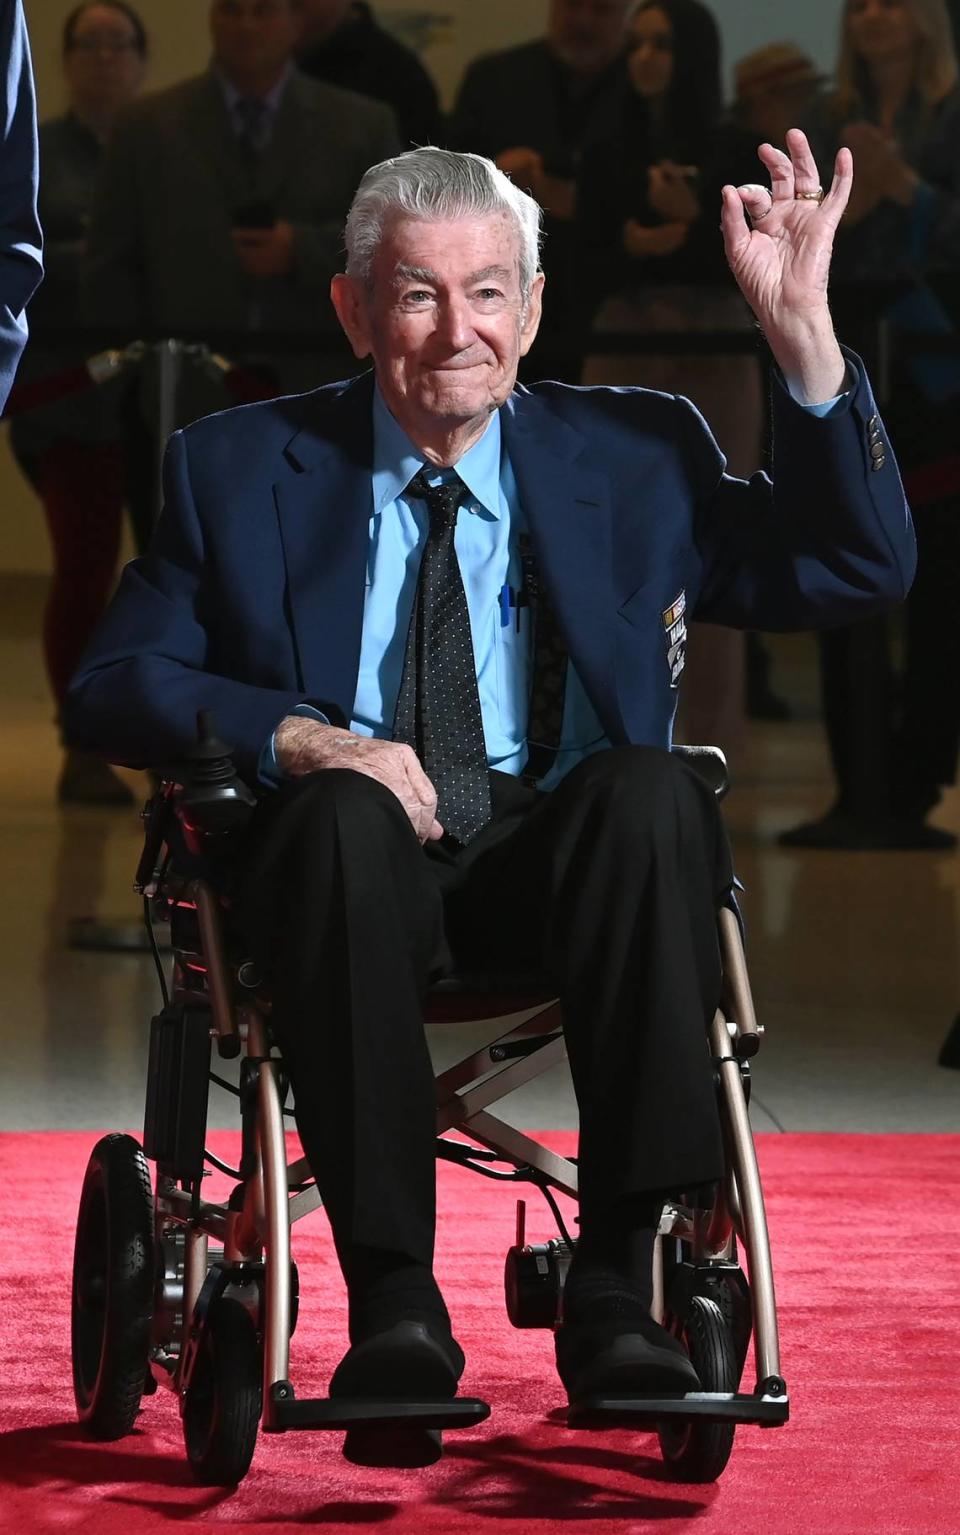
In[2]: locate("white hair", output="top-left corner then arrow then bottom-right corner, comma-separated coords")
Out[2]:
344,146 -> 543,299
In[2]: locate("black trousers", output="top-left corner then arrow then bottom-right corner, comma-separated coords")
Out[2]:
236,746 -> 733,1275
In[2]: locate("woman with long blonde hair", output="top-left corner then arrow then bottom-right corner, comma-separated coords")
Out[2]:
783,0 -> 960,850
825,0 -> 960,268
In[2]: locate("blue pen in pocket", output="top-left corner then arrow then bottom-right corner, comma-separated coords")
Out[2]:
499,583 -> 529,633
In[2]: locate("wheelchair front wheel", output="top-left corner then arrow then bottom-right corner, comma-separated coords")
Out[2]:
71,1133 -> 154,1439
183,1296 -> 262,1485
657,1295 -> 736,1482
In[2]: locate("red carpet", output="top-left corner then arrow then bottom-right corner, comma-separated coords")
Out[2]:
1,1131 -> 958,1533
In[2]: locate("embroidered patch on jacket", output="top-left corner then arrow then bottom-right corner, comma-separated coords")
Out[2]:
662,590 -> 687,689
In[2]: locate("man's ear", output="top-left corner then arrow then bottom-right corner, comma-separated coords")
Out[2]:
330,273 -> 373,360
519,272 -> 545,358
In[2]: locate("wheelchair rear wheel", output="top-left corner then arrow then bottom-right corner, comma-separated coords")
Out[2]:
183,1296 -> 262,1485
71,1133 -> 154,1439
658,1295 -> 736,1482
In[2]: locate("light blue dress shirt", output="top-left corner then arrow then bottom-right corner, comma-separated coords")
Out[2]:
262,374 -> 855,788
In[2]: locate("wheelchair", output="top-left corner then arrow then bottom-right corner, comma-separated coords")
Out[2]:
70,713 -> 790,1488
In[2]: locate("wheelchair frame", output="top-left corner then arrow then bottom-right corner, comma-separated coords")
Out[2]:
72,743 -> 790,1487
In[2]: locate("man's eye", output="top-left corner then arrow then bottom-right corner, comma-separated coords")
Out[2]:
404,290 -> 432,303
476,288 -> 503,301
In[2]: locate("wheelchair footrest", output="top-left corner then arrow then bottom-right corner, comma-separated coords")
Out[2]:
567,1390 -> 790,1430
267,1392 -> 491,1433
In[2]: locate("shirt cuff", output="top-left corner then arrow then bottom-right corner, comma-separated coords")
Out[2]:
790,361 -> 860,417
258,703 -> 330,788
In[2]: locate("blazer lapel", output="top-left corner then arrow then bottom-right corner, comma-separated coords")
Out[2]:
273,376 -> 374,714
501,389 -> 626,745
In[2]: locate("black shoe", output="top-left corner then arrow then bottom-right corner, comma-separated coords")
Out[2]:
330,1319 -> 465,1468
938,1014 -> 960,1070
779,811 -> 956,851
555,1313 -> 701,1403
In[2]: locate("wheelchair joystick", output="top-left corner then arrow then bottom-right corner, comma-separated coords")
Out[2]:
174,710 -> 257,846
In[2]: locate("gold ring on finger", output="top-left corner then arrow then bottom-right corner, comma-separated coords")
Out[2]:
794,187 -> 825,203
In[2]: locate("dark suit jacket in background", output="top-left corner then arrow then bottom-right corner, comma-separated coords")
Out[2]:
297,0 -> 440,149
0,0 -> 42,410
64,359 -> 916,789
448,39 -> 629,173
10,113 -> 118,463
448,40 -> 631,334
81,68 -> 399,349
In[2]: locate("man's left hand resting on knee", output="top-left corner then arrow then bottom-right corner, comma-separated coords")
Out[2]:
274,718 -> 445,844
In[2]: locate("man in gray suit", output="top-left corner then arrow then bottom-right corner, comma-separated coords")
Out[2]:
82,0 -> 400,549
83,0 -> 400,348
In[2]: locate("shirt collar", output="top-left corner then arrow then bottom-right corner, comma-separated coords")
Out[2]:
372,383 -> 503,518
214,58 -> 294,121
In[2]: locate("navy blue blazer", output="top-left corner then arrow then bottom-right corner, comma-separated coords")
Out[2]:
64,358 -> 916,788
0,0 -> 42,409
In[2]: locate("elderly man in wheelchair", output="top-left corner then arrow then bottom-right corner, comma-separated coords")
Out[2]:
64,143 -> 914,1487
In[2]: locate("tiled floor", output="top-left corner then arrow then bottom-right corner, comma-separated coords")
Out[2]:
1,575 -> 957,1135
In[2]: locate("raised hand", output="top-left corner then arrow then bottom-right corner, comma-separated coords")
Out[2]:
720,128 -> 852,325
719,128 -> 850,403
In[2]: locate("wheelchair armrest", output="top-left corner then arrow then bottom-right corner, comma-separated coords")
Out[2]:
671,745 -> 729,801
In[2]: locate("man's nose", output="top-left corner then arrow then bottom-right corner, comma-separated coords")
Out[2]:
435,296 -> 476,350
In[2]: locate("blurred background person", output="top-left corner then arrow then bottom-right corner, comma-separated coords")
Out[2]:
576,0 -> 724,336
81,0 -> 399,552
716,42 -> 825,208
784,0 -> 960,848
577,0 -> 754,763
9,1 -> 146,805
296,0 -> 440,147
448,0 -> 633,377
714,41 -> 826,725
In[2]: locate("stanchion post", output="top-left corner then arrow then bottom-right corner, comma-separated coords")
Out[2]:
152,339 -> 183,527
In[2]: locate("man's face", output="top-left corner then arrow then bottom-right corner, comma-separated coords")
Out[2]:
209,0 -> 300,84
331,214 -> 543,440
548,0 -> 631,75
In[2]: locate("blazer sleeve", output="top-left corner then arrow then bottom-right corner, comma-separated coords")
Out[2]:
62,428 -> 336,786
0,0 -> 42,408
685,352 -> 916,630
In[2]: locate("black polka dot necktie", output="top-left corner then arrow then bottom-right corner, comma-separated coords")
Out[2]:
391,470 -> 492,846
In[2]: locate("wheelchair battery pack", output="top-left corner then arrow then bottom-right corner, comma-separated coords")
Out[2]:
144,1003 -> 212,1182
